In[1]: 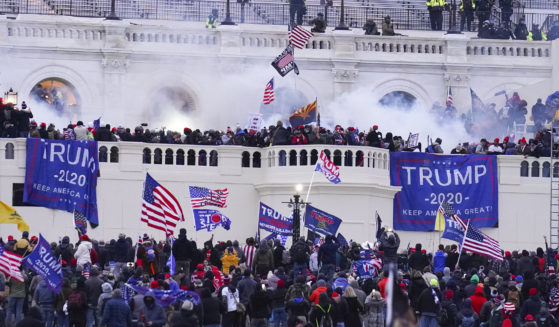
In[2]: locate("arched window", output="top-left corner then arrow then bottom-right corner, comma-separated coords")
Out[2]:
198,150 -> 207,166
242,151 -> 250,167
531,161 -> 540,177
210,150 -> 218,167
143,148 -> 151,164
289,150 -> 297,166
543,162 -> 551,177
333,150 -> 342,166
109,146 -> 119,163
300,150 -> 308,166
310,149 -> 319,165
187,150 -> 196,166
165,149 -> 173,165
344,150 -> 353,167
5,143 -> 14,159
153,148 -> 162,165
520,160 -> 529,176
323,149 -> 331,160
356,151 -> 364,167
176,149 -> 185,165
253,152 -> 261,168
278,150 -> 286,167
99,146 -> 108,163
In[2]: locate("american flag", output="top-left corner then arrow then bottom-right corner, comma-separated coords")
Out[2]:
371,256 -> 383,271
82,264 -> 90,279
289,26 -> 314,49
278,53 -> 294,69
439,201 -> 467,230
262,78 -> 275,105
446,86 -> 453,105
74,209 -> 87,236
0,247 -> 24,282
549,288 -> 559,313
189,186 -> 229,208
462,223 -> 503,261
141,173 -> 185,237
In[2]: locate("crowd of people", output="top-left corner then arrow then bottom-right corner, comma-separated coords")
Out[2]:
2,228 -> 559,327
1,91 -> 559,158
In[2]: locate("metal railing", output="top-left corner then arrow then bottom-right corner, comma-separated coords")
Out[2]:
1,0 -> 557,32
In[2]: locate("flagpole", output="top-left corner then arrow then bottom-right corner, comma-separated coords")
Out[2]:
304,170 -> 316,204
455,219 -> 470,270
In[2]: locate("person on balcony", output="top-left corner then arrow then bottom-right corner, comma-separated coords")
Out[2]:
459,0 -> 475,31
289,0 -> 306,28
499,0 -> 513,27
382,16 -> 395,36
291,126 -> 309,145
475,0 -> 493,36
363,19 -> 380,35
514,17 -> 529,40
310,13 -> 326,33
427,0 -> 446,30
528,24 -> 547,41
206,9 -> 219,29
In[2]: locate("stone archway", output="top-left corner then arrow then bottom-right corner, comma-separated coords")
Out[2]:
29,77 -> 81,117
378,91 -> 417,110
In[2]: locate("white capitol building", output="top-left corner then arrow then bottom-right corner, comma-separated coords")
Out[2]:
0,0 -> 558,252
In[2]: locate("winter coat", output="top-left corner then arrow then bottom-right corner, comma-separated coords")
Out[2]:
113,238 -> 130,262
201,296 -> 222,325
100,298 -> 133,327
433,251 -> 447,273
520,295 -> 541,320
85,276 -> 104,307
237,277 -> 257,305
140,295 -> 166,327
469,287 -> 487,315
34,280 -> 56,305
417,287 -> 442,315
168,310 -> 199,327
345,297 -> 364,327
250,290 -> 272,319
318,239 -> 337,266
285,282 -> 311,303
74,241 -> 92,267
97,283 -> 113,316
172,235 -> 193,261
220,250 -> 240,274
253,246 -> 274,270
409,252 -> 430,271
364,296 -> 385,327
379,232 -> 400,264
55,237 -> 74,263
309,286 -> 328,305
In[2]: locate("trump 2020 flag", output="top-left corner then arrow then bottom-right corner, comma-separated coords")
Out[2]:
193,209 -> 231,231
23,234 -> 63,293
315,150 -> 341,184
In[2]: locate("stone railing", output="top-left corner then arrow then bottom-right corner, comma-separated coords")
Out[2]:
1,16 -> 554,66
1,138 -> 555,178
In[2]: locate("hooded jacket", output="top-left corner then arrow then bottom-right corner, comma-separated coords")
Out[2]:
140,292 -> 166,327
74,241 -> 92,267
97,283 -> 113,314
469,286 -> 487,315
34,280 -> 56,305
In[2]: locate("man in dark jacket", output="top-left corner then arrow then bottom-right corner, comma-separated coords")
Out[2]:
85,266 -> 103,327
271,121 -> 290,146
100,289 -> 132,327
409,244 -> 429,272
140,292 -> 166,327
417,279 -> 443,326
520,288 -> 541,321
113,234 -> 130,278
168,300 -> 199,327
379,230 -> 400,265
514,17 -> 529,40
318,235 -> 338,282
33,279 -> 56,327
55,236 -> 74,264
173,228 -> 194,279
290,237 -> 310,280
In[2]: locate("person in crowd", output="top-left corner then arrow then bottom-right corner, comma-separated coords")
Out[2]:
528,23 -> 547,41
459,0 -> 475,31
515,17 -> 529,40
85,266 -> 103,327
206,9 -> 219,29
291,236 -> 310,280
140,292 -> 166,327
289,0 -> 306,28
309,292 -> 333,327
318,236 -> 338,282
100,289 -> 132,327
34,279 -> 57,327
68,278 -> 88,327
168,300 -> 199,327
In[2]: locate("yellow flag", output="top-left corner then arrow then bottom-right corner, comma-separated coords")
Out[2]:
434,208 -> 445,232
554,109 -> 559,122
0,201 -> 30,232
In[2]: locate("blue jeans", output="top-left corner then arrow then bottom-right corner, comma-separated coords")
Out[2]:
292,263 -> 307,280
320,264 -> 336,283
419,315 -> 439,327
272,307 -> 287,327
6,297 -> 24,324
40,304 -> 55,327
57,311 -> 69,327
86,307 -> 98,327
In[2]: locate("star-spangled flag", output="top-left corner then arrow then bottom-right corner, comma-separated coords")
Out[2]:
462,223 -> 503,261
73,209 -> 87,236
446,86 -> 453,105
263,78 -> 275,105
0,247 -> 24,282
141,173 -> 185,237
289,25 -> 314,49
189,186 -> 229,208
82,264 -> 90,279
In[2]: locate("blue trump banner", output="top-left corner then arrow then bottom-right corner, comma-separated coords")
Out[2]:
304,205 -> 342,236
390,152 -> 499,231
23,234 -> 63,293
23,139 -> 99,225
258,202 -> 293,235
125,283 -> 200,307
193,209 -> 231,231
441,217 -> 466,243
